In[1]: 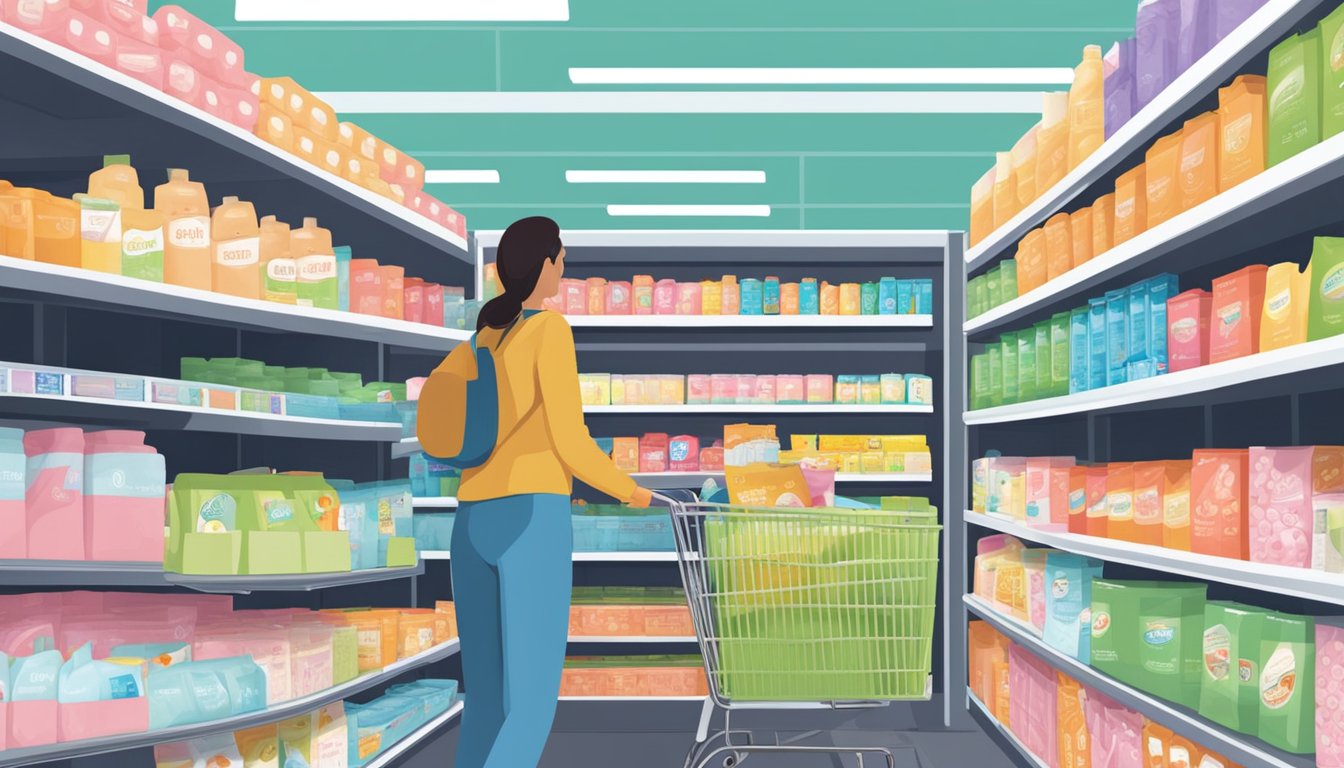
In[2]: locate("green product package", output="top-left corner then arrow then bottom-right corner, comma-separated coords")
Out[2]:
1258,612 -> 1316,754
970,354 -> 989,410
1199,601 -> 1268,733
1033,320 -> 1050,398
968,276 -> 984,319
121,220 -> 164,282
1017,329 -> 1037,402
1089,578 -> 1136,678
1050,311 -> 1071,398
1308,236 -> 1344,340
987,265 -> 1003,308
1268,29 -> 1322,167
1000,333 -> 1019,405
296,253 -> 339,310
1320,3 -> 1344,140
986,344 -> 1003,408
1000,259 -> 1019,299
1133,582 -> 1206,709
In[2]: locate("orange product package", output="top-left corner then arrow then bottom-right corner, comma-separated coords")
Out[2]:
1106,462 -> 1136,543
1012,125 -> 1040,209
724,463 -> 810,507
1037,92 -> 1071,193
643,604 -> 694,636
1132,461 -> 1166,547
992,152 -> 1018,229
1168,732 -> 1201,768
1179,112 -> 1220,212
434,601 -> 459,640
330,611 -> 386,671
993,660 -> 1012,725
1190,449 -> 1249,560
1144,132 -> 1183,229
380,265 -> 406,320
258,76 -> 337,140
1085,465 -> 1109,538
1217,75 -> 1267,193
1044,212 -> 1074,281
1070,206 -> 1095,267
1143,719 -> 1175,767
968,621 -> 1007,708
1112,164 -> 1147,245
1162,460 -> 1193,551
378,143 -> 426,191
1017,228 -> 1048,295
1068,465 -> 1089,535
28,190 -> 81,268
969,167 -> 996,246
0,185 -> 36,261
397,610 -> 438,658
1091,193 -> 1115,256
255,103 -> 296,153
1209,264 -> 1267,364
1057,672 -> 1091,768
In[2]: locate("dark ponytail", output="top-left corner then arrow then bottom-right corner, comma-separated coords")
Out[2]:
477,216 -> 563,331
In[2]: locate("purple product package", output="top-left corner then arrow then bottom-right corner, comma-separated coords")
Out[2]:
1136,0 -> 1180,109
1104,38 -> 1137,138
1178,0 -> 1214,71
1214,0 -> 1267,42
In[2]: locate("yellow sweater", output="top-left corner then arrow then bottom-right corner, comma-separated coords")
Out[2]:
421,310 -> 640,504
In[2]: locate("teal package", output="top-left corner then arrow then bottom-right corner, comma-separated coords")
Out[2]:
111,643 -> 190,667
1042,552 -> 1103,661
897,280 -> 914,314
1147,274 -> 1179,374
799,280 -> 819,314
58,642 -> 144,703
879,277 -> 898,314
740,279 -> 764,315
0,431 -> 23,502
35,372 -> 63,396
918,279 -> 934,315
335,245 -> 352,313
1069,306 -> 1090,393
859,282 -> 878,314
147,656 -> 266,729
763,277 -> 781,315
1127,283 -> 1150,365
1088,297 -> 1108,390
1105,289 -> 1129,386
11,650 -> 62,700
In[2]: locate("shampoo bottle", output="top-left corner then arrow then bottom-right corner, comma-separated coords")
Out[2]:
258,215 -> 295,304
290,217 -> 337,309
87,155 -> 163,281
210,196 -> 260,300
154,169 -> 211,290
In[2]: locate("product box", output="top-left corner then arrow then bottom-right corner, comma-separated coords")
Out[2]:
1191,448 -> 1249,559
1167,289 -> 1212,372
1209,264 -> 1267,363
1200,601 -> 1267,734
1258,611 -> 1316,753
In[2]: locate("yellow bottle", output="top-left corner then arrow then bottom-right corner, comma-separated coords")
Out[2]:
23,189 -> 80,268
700,280 -> 722,315
88,155 -> 164,282
1067,45 -> 1105,170
75,194 -> 121,274
211,197 -> 261,300
720,275 -> 740,315
259,215 -> 296,304
1011,125 -> 1039,209
155,169 -> 211,291
1036,92 -> 1070,193
839,283 -> 861,315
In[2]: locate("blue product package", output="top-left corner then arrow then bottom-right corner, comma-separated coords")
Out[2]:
335,245 -> 352,313
740,279 -> 764,315
408,453 -> 428,498
878,277 -> 898,315
1147,273 -> 1178,374
1042,552 -> 1103,661
896,280 -> 914,314
35,372 -> 63,396
412,513 -> 455,551
1087,298 -> 1108,390
918,279 -> 934,315
0,427 -> 24,504
147,656 -> 266,729
799,280 -> 820,314
1105,289 -> 1129,386
1069,307 -> 1090,394
1127,359 -> 1158,381
1127,282 -> 1149,365
763,277 -> 781,315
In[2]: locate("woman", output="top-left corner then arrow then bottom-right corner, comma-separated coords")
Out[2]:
420,216 -> 652,768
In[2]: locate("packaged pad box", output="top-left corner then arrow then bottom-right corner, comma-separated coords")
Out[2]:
1199,601 -> 1267,733
1258,611 -> 1316,753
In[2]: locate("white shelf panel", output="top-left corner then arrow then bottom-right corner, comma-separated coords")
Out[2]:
420,550 -> 679,563
567,314 -> 933,329
362,701 -> 465,768
0,256 -> 470,351
414,497 -> 459,508
963,0 -> 1322,270
631,471 -> 932,489
568,636 -> 698,643
965,130 -> 1344,335
964,596 -> 1311,768
476,229 -> 952,250
587,404 -> 933,414
0,23 -> 469,260
965,510 -> 1344,607
0,639 -> 461,768
966,691 -> 1048,768
0,559 -> 425,593
0,390 -> 402,441
963,334 -> 1344,424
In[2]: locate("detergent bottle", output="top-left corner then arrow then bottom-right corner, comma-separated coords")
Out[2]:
154,169 -> 211,290
259,215 -> 296,304
87,156 -> 164,282
290,217 -> 337,309
210,197 -> 261,300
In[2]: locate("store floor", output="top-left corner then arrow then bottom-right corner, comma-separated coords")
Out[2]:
403,698 -> 1015,768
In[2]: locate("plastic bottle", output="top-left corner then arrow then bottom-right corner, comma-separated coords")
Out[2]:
210,196 -> 260,300
154,169 -> 211,290
763,276 -> 780,315
74,194 -> 121,274
258,216 -> 295,304
1068,45 -> 1105,170
720,275 -> 740,315
87,156 -> 163,282
860,282 -> 879,315
700,280 -> 721,315
1036,92 -> 1070,193
632,275 -> 654,315
1011,126 -> 1039,209
780,282 -> 800,315
289,217 -> 337,309
799,277 -> 820,315
0,187 -> 35,261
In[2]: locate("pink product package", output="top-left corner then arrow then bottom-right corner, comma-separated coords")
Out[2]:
0,616 -> 58,657
755,375 -> 777,405
194,628 -> 293,705
101,591 -> 232,616
1086,692 -> 1143,768
23,428 -> 85,561
686,375 -> 711,404
83,448 -> 165,562
3,0 -> 71,37
58,607 -> 196,658
1050,461 -> 1074,527
405,377 -> 427,402
1166,289 -> 1211,372
10,700 -> 57,748
1,430 -> 24,559
675,282 -> 702,315
1318,620 -> 1344,766
152,5 -> 246,87
735,375 -> 757,404
776,374 -> 804,403
57,698 -> 147,742
710,374 -> 737,404
654,280 -> 678,315
289,624 -> 334,698
606,281 -> 632,315
162,54 -> 202,106
61,11 -> 118,68
1024,653 -> 1058,767
83,430 -> 145,448
1249,446 -> 1313,567
805,374 -> 833,403
800,467 -> 836,508
562,279 -> 585,315
1008,645 -> 1031,741
93,0 -> 158,44
112,40 -> 164,92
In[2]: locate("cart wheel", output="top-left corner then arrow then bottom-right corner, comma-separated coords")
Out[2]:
723,752 -> 748,768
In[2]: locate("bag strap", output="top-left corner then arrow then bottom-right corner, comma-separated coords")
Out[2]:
471,310 -> 530,352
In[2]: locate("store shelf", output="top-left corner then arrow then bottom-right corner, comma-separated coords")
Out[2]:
964,130 -> 1344,336
362,701 -> 465,768
568,636 -> 698,643
963,333 -> 1344,424
966,692 -> 1047,768
963,0 -> 1322,271
0,256 -> 471,351
587,404 -> 933,414
568,314 -> 933,329
420,550 -> 678,563
965,510 -> 1344,607
0,638 -> 461,768
963,596 -> 1313,768
631,471 -> 932,489
0,23 -> 470,262
0,560 -> 425,592
163,563 -> 425,594
559,695 -> 707,702
0,390 -> 403,441
414,497 -> 459,508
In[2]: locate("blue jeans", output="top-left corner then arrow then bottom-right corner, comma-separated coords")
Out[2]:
451,494 -> 572,768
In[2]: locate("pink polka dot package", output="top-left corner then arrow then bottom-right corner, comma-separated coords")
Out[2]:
1318,619 -> 1344,766
1249,447 -> 1314,568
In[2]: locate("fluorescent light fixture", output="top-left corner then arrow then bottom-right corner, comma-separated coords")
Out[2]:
567,170 -> 766,184
424,170 -> 501,184
318,91 -> 1044,114
607,205 -> 771,217
569,67 -> 1074,86
235,0 -> 568,21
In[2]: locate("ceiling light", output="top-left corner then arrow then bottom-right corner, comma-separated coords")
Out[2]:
567,170 -> 766,184
569,67 -> 1074,86
606,205 -> 771,217
234,0 -> 568,22
424,170 -> 501,184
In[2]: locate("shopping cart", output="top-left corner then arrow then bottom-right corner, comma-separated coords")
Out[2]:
659,492 -> 942,768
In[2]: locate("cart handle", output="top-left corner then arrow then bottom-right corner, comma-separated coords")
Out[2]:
649,489 -> 696,509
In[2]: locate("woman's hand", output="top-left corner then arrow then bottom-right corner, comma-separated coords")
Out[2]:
628,486 -> 654,508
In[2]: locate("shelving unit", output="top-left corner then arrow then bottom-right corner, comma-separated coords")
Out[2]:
362,701 -> 466,768
413,497 -> 460,508
966,693 -> 1047,768
0,559 -> 424,592
418,551 -> 680,562
568,314 -> 933,329
631,471 -> 933,489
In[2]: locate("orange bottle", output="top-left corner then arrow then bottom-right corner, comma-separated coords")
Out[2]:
1217,75 -> 1267,192
1044,212 -> 1073,281
0,186 -> 36,261
1036,92 -> 1070,193
1012,126 -> 1039,209
819,282 -> 840,315
969,167 -> 996,245
1145,132 -> 1183,229
88,156 -> 164,282
26,189 -> 81,268
991,152 -> 1018,228
1091,192 -> 1115,255
210,196 -> 261,300
1112,165 -> 1147,246
290,217 -> 337,309
1070,206 -> 1094,266
1067,45 -> 1105,170
720,275 -> 740,315
1180,113 -> 1220,212
379,264 -> 405,319
259,215 -> 296,304
155,168 -> 211,290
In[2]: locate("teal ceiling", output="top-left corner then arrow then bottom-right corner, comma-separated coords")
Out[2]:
153,0 -> 1138,232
